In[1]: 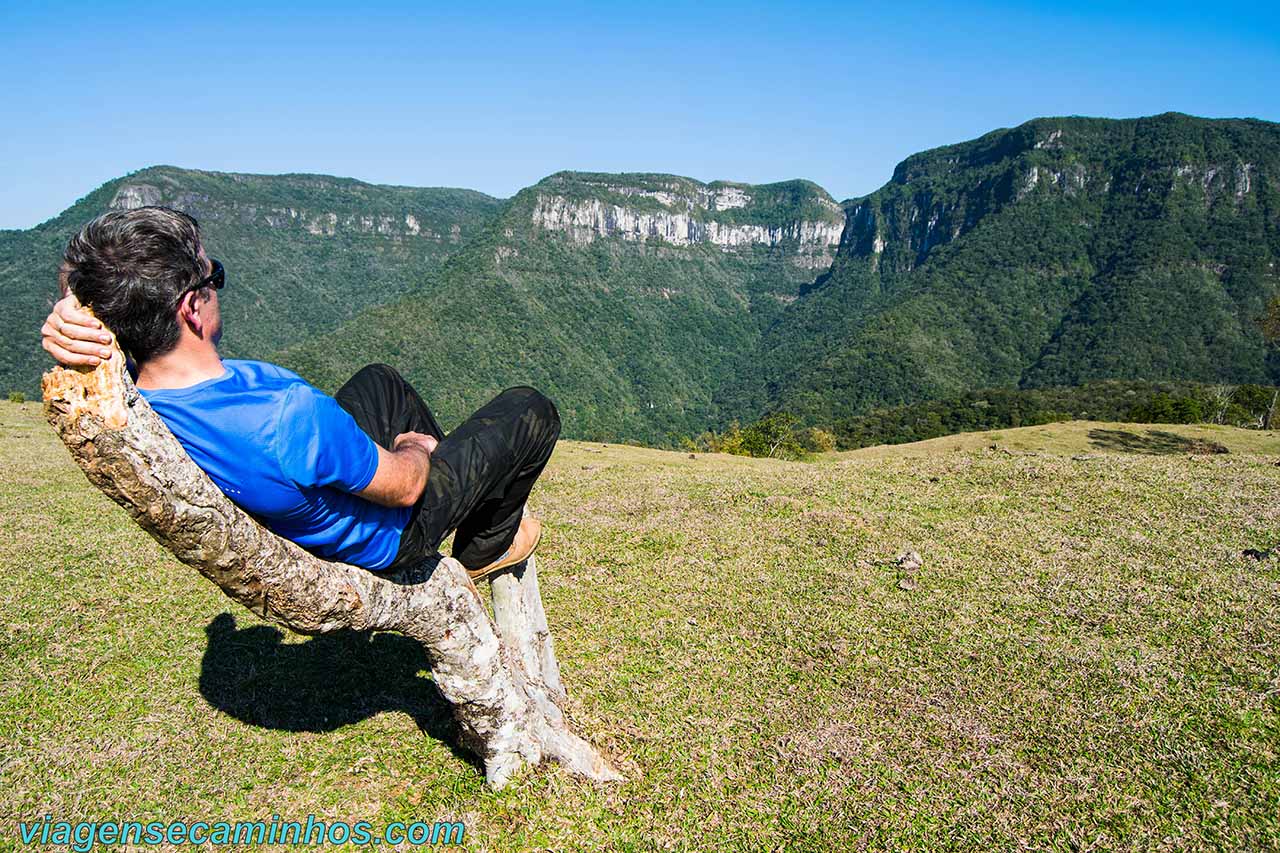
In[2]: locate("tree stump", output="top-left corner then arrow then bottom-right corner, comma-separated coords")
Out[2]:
41,343 -> 621,790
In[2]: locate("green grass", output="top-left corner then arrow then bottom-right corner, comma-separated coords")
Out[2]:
2,400 -> 1278,850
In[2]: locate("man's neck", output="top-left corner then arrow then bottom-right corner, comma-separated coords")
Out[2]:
135,343 -> 225,391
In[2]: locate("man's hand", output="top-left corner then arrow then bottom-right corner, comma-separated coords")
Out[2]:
394,431 -> 439,456
357,431 -> 437,508
42,293 -> 114,367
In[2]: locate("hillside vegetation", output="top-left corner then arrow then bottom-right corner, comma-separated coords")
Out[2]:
739,113 -> 1280,424
276,172 -> 845,443
3,401 -> 1277,849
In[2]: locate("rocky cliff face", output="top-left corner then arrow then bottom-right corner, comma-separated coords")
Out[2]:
838,116 -> 1268,277
528,173 -> 846,271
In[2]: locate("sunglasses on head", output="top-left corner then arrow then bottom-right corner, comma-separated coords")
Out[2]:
198,258 -> 225,291
181,258 -> 225,301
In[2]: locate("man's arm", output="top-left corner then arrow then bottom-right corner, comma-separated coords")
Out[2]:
356,431 -> 437,508
276,386 -> 437,510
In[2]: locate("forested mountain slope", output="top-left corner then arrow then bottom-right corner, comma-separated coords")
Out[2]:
276,172 -> 846,442
731,113 -> 1280,423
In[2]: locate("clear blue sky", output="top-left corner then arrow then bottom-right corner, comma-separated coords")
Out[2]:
2,0 -> 1277,229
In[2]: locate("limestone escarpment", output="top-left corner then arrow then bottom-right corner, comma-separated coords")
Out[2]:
528,173 -> 846,271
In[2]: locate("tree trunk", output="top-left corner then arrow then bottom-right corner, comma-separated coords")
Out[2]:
41,347 -> 621,790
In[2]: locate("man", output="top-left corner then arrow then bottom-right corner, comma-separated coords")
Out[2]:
41,206 -> 554,581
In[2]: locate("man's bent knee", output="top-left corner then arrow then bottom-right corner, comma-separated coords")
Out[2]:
343,363 -> 413,397
353,363 -> 402,382
499,386 -> 560,431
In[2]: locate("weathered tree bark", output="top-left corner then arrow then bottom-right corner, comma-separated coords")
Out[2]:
41,346 -> 621,790
491,552 -> 567,708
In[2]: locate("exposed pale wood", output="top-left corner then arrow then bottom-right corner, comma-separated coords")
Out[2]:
41,343 -> 621,789
490,554 -> 568,708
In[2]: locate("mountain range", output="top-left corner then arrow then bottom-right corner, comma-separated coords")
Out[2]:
2,112 -> 1276,445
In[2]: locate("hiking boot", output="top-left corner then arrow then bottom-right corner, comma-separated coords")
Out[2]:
466,516 -> 542,582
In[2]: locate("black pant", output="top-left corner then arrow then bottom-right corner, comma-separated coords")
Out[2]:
333,364 -> 561,571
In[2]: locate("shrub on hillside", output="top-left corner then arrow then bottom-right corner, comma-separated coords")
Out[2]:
680,413 -> 811,460
800,426 -> 837,454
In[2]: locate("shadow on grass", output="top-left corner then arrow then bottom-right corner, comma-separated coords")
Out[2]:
1087,428 -> 1229,455
198,612 -> 478,770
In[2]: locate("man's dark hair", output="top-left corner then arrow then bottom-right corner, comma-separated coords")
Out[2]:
63,206 -> 207,364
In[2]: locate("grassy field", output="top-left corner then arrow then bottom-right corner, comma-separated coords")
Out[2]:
2,400 -> 1278,850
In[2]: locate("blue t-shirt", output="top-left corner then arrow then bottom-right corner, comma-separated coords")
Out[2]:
138,360 -> 410,570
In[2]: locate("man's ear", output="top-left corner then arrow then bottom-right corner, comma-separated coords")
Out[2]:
176,290 -> 206,336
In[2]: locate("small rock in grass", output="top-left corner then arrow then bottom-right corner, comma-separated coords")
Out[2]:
894,550 -> 923,571
894,550 -> 923,591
